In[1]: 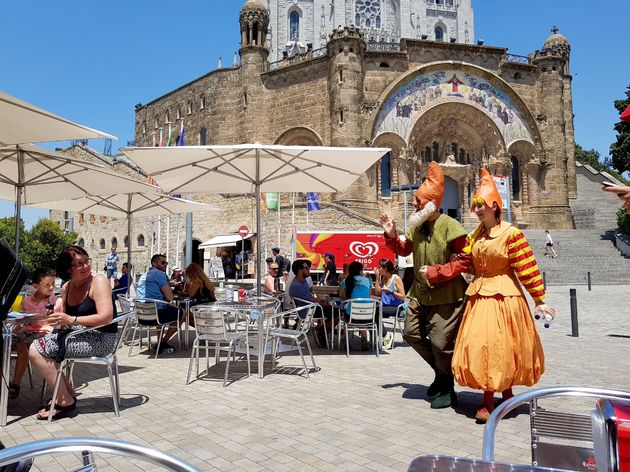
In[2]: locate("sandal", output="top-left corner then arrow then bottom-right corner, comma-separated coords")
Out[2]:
36,400 -> 77,421
474,407 -> 492,423
8,383 -> 20,400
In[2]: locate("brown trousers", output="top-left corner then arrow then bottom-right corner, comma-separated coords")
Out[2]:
402,299 -> 464,377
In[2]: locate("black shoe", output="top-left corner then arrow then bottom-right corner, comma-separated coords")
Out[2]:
8,383 -> 20,400
426,375 -> 441,397
430,391 -> 458,409
361,337 -> 370,351
153,342 -> 176,353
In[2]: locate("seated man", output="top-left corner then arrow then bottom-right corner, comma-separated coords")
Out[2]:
136,254 -> 181,353
264,262 -> 281,294
288,259 -> 330,346
112,262 -> 131,301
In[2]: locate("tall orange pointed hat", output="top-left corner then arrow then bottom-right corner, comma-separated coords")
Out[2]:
472,168 -> 502,211
416,162 -> 444,208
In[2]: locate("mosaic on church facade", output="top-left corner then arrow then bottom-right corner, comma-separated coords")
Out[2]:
375,69 -> 534,147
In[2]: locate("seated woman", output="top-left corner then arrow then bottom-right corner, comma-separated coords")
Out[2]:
183,262 -> 216,306
339,261 -> 373,351
373,258 -> 405,344
29,245 -> 117,421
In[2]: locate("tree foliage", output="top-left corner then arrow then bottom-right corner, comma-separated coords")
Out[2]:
610,86 -> 630,175
0,217 -> 77,272
617,209 -> 630,236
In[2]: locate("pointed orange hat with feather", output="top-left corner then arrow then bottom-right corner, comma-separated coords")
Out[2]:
416,162 -> 444,208
471,168 -> 502,212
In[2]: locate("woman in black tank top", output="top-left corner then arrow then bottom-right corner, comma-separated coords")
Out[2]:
29,246 -> 118,421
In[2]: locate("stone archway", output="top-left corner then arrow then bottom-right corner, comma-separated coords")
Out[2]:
274,126 -> 323,146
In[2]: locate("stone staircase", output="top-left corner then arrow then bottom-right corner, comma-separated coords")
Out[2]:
523,229 -> 630,285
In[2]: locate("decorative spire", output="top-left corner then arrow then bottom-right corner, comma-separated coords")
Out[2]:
551,25 -> 559,35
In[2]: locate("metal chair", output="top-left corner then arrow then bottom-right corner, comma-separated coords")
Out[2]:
293,297 -> 329,349
186,306 -> 251,387
264,303 -> 318,379
129,298 -> 181,358
46,310 -> 135,422
390,301 -> 408,349
339,298 -> 381,357
0,437 -> 200,471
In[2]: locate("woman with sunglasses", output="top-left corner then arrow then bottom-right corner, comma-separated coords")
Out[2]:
374,258 -> 405,345
29,245 -> 117,421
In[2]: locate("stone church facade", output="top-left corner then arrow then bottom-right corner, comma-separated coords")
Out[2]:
60,0 -> 577,271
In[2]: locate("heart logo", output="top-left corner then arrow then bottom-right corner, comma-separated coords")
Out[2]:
349,241 -> 379,258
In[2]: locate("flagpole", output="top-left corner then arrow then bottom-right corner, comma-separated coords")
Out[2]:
277,193 -> 281,250
175,214 -> 182,268
166,216 -> 171,263
157,216 -> 162,254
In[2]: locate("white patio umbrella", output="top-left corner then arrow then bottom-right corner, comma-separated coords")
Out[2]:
122,143 -> 390,288
0,91 -> 116,146
0,144 -> 155,251
122,143 -> 390,378
26,191 -> 220,267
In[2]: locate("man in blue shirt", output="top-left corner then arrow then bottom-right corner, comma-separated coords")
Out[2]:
289,259 -> 328,347
137,254 -> 180,352
105,247 -> 120,280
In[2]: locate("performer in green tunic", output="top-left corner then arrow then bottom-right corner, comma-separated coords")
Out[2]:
380,162 -> 468,409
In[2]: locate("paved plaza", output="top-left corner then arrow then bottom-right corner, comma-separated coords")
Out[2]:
2,285 -> 629,471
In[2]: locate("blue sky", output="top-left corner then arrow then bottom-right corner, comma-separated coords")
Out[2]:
1,0 -> 628,228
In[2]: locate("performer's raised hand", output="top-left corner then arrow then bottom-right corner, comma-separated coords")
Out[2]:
380,212 -> 397,238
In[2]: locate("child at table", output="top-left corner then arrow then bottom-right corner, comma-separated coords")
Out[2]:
10,267 -> 60,399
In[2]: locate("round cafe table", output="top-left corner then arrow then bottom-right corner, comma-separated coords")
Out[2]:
201,297 -> 279,378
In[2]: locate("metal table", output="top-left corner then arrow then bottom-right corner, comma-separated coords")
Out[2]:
203,298 -> 278,378
1,312 -> 45,426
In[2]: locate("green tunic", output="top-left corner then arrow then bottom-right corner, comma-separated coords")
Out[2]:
405,214 -> 467,306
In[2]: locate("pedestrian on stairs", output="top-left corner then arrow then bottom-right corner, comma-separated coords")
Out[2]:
544,230 -> 558,259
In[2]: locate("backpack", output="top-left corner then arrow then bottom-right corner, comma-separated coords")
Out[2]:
0,241 -> 29,321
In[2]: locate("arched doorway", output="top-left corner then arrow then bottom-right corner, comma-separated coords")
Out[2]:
442,176 -> 460,219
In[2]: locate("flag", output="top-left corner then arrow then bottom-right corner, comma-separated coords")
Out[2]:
176,120 -> 185,146
307,192 -> 320,211
166,122 -> 173,146
260,192 -> 266,212
152,131 -> 157,147
266,192 -> 279,211
158,128 -> 163,147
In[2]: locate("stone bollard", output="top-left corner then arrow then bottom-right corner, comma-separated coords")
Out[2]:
587,272 -> 592,291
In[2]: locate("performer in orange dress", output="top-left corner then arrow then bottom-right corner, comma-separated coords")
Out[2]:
422,169 -> 555,422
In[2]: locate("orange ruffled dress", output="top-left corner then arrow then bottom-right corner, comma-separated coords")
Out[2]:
452,221 -> 545,392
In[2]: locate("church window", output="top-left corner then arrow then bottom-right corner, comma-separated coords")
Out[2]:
141,122 -> 146,135
111,237 -> 118,248
199,127 -> 207,146
78,238 -> 85,248
355,0 -> 382,29
436,0 -> 443,4
187,101 -> 193,115
511,156 -> 521,200
137,234 -> 145,247
176,108 -> 181,120
154,118 -> 159,129
445,0 -> 453,6
99,238 -> 105,250
200,95 -> 205,110
289,10 -> 300,42
380,152 -> 391,197
435,26 -> 444,41
165,110 -> 170,124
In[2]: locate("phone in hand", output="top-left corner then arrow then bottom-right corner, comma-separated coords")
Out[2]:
602,181 -> 619,188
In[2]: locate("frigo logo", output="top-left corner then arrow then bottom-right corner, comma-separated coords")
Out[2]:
349,241 -> 379,259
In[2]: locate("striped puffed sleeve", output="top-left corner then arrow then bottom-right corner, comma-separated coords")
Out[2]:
507,228 -> 546,303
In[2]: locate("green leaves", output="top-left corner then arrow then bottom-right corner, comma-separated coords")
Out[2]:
610,86 -> 630,176
0,217 -> 77,272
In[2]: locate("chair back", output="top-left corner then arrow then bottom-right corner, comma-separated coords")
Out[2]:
295,303 -> 317,334
347,298 -> 377,323
191,306 -> 228,339
117,294 -> 133,312
134,301 -> 159,324
113,311 -> 135,352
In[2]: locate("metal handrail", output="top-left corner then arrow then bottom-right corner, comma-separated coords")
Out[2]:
482,386 -> 630,461
0,437 -> 200,471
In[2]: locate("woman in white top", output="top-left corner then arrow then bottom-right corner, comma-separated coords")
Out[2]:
544,230 -> 558,259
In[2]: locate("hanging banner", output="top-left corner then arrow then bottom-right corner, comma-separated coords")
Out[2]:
307,192 -> 321,211
266,192 -> 279,211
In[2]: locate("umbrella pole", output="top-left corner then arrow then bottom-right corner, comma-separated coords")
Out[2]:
255,149 -> 264,379
127,195 -> 133,278
14,148 -> 25,253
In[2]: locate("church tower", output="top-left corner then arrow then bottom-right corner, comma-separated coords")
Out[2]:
239,0 -> 269,143
266,0 -> 475,62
